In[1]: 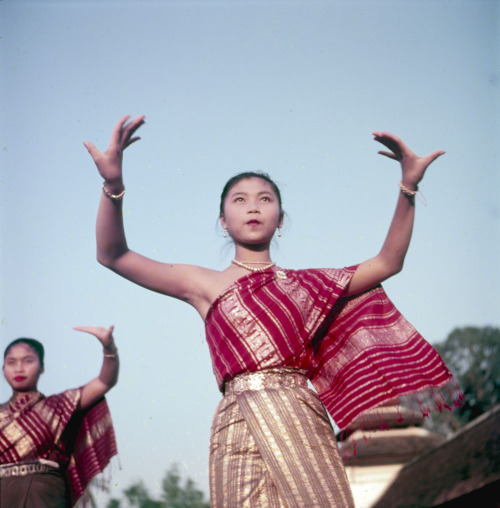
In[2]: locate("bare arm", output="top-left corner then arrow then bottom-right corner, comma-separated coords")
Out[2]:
84,115 -> 141,264
345,132 -> 445,296
74,325 -> 119,411
84,116 -> 209,306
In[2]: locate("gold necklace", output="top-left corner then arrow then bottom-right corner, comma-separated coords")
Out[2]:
231,259 -> 276,272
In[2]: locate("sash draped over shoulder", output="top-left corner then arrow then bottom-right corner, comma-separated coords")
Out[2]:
0,389 -> 117,506
205,266 -> 463,431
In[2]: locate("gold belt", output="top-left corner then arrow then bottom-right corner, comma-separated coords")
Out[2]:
0,463 -> 56,478
225,368 -> 308,395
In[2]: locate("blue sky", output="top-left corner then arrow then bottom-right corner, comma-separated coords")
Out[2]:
1,0 -> 498,502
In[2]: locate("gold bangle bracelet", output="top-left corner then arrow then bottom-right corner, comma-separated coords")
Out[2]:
103,348 -> 118,358
102,183 -> 125,200
399,181 -> 418,196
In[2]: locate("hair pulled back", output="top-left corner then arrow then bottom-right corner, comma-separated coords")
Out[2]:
4,338 -> 45,368
219,171 -> 283,217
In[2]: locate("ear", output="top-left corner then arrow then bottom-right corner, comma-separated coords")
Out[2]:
219,214 -> 227,230
278,211 -> 284,229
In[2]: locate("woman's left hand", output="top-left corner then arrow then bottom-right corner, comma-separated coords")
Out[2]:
373,131 -> 445,188
73,325 -> 116,353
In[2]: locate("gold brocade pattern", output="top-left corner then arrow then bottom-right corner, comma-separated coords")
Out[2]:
210,370 -> 354,507
1,390 -> 118,506
73,413 -> 114,453
0,390 -> 80,464
228,292 -> 286,368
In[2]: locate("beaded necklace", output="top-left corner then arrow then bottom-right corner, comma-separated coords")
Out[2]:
231,259 -> 276,272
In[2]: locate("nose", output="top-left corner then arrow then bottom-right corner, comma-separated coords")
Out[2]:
247,199 -> 261,213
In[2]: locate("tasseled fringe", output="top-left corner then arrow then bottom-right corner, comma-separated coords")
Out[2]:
74,455 -> 121,507
339,378 -> 464,461
401,377 -> 464,417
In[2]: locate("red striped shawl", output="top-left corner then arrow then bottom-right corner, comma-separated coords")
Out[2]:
205,266 -> 463,431
0,389 -> 117,506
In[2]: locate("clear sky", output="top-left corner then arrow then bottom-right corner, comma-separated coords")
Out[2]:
1,0 -> 498,503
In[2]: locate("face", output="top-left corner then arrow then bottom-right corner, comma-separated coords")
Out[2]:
220,177 -> 283,245
3,343 -> 43,393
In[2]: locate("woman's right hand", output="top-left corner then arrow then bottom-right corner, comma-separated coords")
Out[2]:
73,325 -> 117,354
75,325 -> 120,410
84,115 -> 145,186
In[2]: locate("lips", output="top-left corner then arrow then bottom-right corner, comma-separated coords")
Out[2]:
14,376 -> 26,382
246,220 -> 261,225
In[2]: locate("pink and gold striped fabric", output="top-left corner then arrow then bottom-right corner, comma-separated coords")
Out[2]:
209,369 -> 355,507
205,266 -> 462,431
0,390 -> 117,506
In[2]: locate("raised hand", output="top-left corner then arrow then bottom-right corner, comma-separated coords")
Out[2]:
372,131 -> 445,188
84,115 -> 145,185
76,325 -> 119,410
73,325 -> 117,353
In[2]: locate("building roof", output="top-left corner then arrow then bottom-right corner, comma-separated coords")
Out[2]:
342,426 -> 445,466
372,404 -> 500,507
341,403 -> 445,465
343,403 -> 425,433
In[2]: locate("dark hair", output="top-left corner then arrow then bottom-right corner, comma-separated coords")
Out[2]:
4,338 -> 45,368
219,171 -> 283,216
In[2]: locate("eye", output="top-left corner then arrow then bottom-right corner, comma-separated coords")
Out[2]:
261,196 -> 271,202
234,197 -> 244,203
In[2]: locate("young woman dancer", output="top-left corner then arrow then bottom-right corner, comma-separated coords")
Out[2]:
1,326 -> 119,507
84,115 -> 462,507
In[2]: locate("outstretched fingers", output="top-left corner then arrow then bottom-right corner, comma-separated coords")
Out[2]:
372,131 -> 445,185
124,136 -> 141,149
372,131 -> 410,160
120,115 -> 145,148
108,115 -> 130,149
425,149 -> 446,165
83,140 -> 101,161
377,150 -> 399,161
73,325 -> 115,348
84,115 -> 145,156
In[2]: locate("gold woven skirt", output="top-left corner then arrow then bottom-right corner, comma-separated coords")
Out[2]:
209,369 -> 354,507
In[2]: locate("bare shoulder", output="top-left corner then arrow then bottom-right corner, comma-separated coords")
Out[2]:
189,265 -> 247,319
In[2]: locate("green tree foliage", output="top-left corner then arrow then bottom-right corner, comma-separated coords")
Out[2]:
124,482 -> 162,508
160,464 -> 209,508
434,326 -> 500,428
106,464 -> 209,508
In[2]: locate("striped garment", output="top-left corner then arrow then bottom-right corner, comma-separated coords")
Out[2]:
209,369 -> 356,507
205,266 -> 463,431
0,389 -> 117,506
205,266 -> 462,506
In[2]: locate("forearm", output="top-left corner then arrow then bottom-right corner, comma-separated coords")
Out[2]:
77,326 -> 119,410
346,185 -> 417,296
98,342 -> 119,389
377,185 -> 416,275
96,184 -> 129,267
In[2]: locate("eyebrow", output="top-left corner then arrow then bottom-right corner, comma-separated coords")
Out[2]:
229,190 -> 274,197
5,353 -> 37,360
